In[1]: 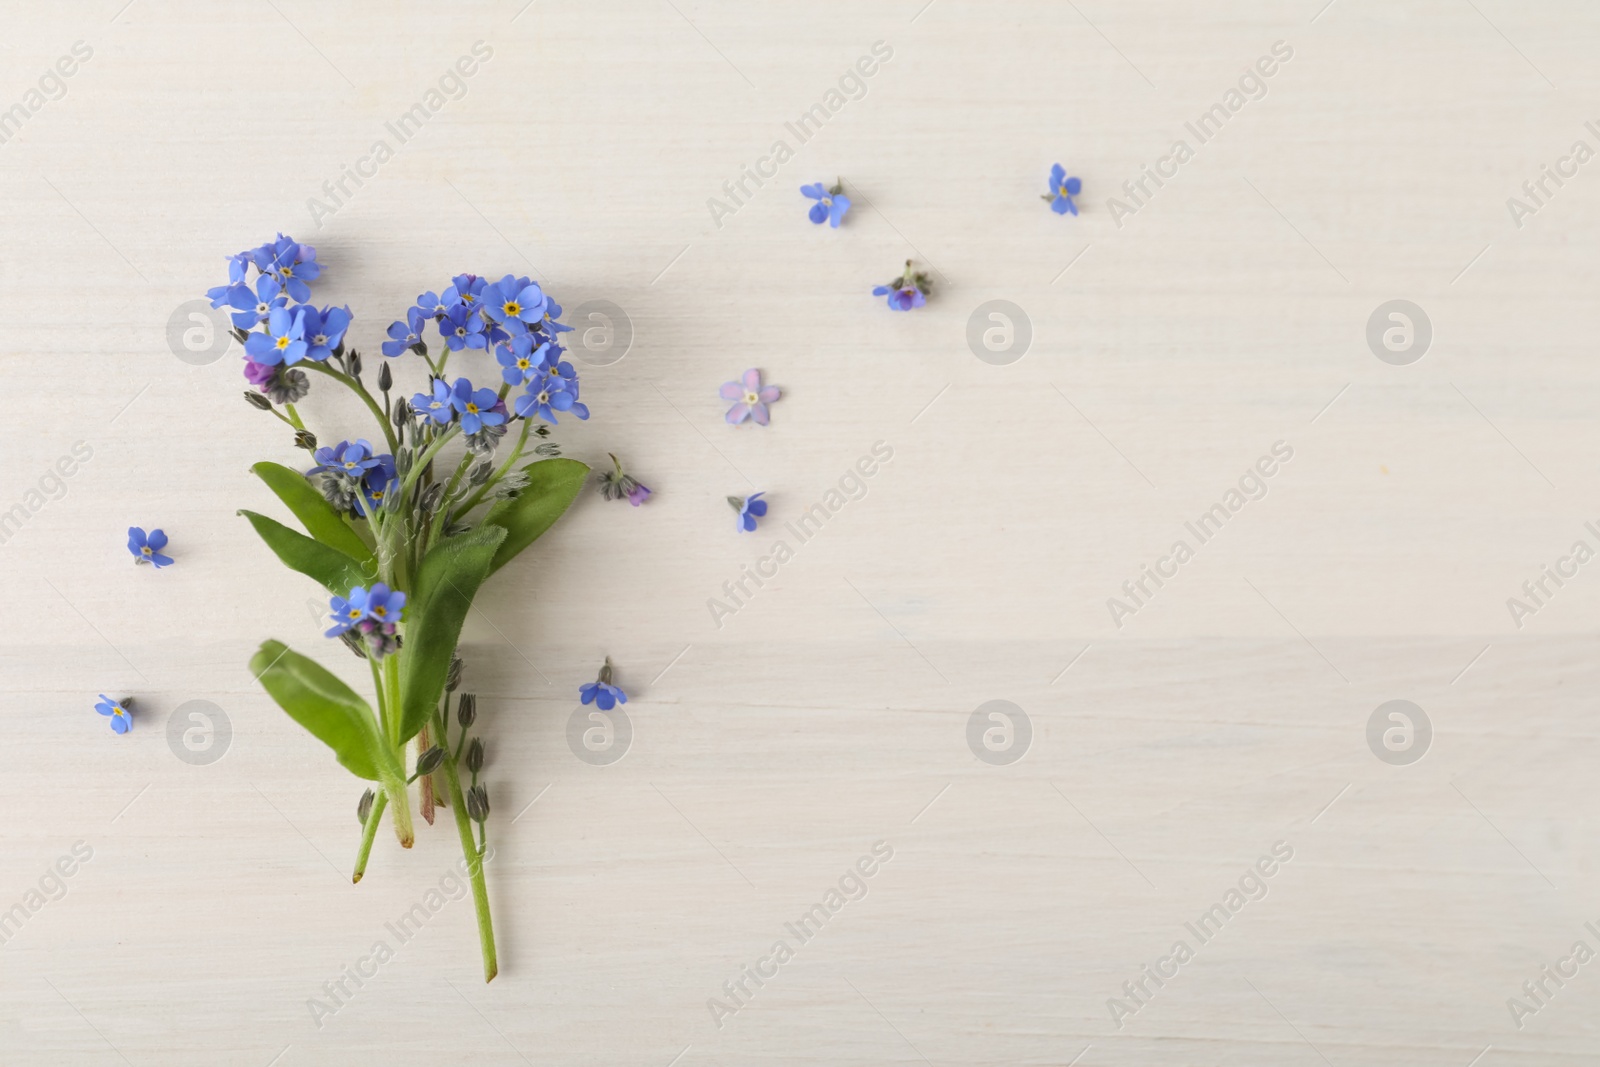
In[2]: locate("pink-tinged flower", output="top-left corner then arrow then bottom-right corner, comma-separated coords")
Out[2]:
720,369 -> 781,426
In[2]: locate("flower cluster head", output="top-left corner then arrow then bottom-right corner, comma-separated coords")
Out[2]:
729,491 -> 767,532
326,583 -> 406,659
1045,163 -> 1082,216
872,260 -> 931,311
579,658 -> 628,711
205,235 -> 343,395
310,440 -> 396,516
597,453 -> 651,506
721,368 -> 781,426
801,179 -> 851,227
127,527 -> 173,568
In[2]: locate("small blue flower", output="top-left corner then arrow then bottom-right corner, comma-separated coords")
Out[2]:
496,336 -> 548,386
541,298 -> 573,335
299,305 -> 352,363
451,378 -> 505,435
271,243 -> 321,302
411,380 -> 456,425
579,658 -> 627,711
1046,163 -> 1082,216
482,275 -> 546,334
311,439 -> 380,479
731,491 -> 767,532
416,290 -> 447,319
244,306 -> 308,366
444,273 -> 486,310
382,308 -> 427,357
325,587 -> 370,636
362,454 -> 397,511
800,181 -> 851,227
226,274 -> 288,331
439,304 -> 487,352
514,374 -> 588,424
872,260 -> 931,311
95,694 -> 132,734
127,527 -> 173,567
363,583 -> 406,627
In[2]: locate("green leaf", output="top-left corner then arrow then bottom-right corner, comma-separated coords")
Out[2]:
250,640 -> 390,781
395,525 -> 508,745
251,461 -> 376,567
481,458 -> 589,575
239,510 -> 370,595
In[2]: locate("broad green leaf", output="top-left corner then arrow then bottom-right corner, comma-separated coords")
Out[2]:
250,640 -> 389,781
239,510 -> 369,595
396,525 -> 508,744
481,458 -> 589,575
251,461 -> 376,567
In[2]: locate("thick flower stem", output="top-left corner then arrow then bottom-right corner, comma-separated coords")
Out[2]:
431,706 -> 496,982
383,773 -> 414,848
353,789 -> 389,882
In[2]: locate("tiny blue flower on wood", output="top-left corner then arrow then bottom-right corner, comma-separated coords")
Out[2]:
127,527 -> 173,567
801,180 -> 851,227
1044,163 -> 1082,215
95,694 -> 132,734
729,491 -> 767,532
580,658 -> 628,710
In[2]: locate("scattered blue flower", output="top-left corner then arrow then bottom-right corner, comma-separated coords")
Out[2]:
95,694 -> 132,734
127,527 -> 173,568
1046,163 -> 1081,216
872,260 -> 931,311
579,658 -> 627,711
720,368 -> 780,426
451,378 -> 505,435
801,180 -> 851,227
731,491 -> 767,532
496,336 -> 548,385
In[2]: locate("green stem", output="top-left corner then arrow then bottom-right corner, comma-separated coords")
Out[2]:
455,419 -> 533,518
353,789 -> 389,882
402,427 -> 459,497
432,706 -> 496,982
304,362 -> 399,452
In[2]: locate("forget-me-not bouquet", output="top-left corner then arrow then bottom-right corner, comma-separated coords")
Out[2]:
207,234 -> 593,981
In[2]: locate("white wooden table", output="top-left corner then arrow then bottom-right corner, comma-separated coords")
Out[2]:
3,1 -> 1598,1063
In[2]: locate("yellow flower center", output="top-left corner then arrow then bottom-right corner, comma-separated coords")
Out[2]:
276,336 -> 290,349
141,546 -> 151,555
348,609 -> 361,619
743,391 -> 759,405
466,403 -> 479,414
517,359 -> 530,370
373,606 -> 386,618
504,301 -> 521,316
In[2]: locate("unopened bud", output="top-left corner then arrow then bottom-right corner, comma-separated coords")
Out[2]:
413,746 -> 446,780
420,482 -> 445,515
466,784 -> 490,823
244,391 -> 272,410
340,630 -> 368,659
357,788 -> 375,824
445,655 -> 465,692
457,692 -> 477,729
393,399 -> 410,428
294,429 -> 317,451
377,363 -> 392,392
466,737 -> 484,774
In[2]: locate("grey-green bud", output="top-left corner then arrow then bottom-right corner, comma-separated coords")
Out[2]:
446,655 -> 465,692
294,429 -> 317,451
466,784 -> 490,823
377,363 -> 392,392
413,746 -> 446,779
244,390 -> 272,411
357,788 -> 375,824
457,692 -> 477,729
466,737 -> 484,774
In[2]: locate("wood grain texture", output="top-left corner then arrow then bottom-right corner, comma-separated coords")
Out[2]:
2,0 -> 1599,1063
